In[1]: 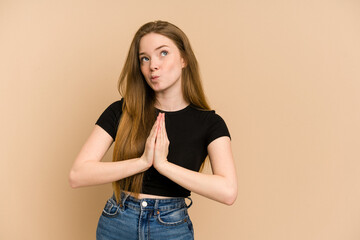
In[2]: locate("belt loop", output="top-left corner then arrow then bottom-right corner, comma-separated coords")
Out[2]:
186,197 -> 193,208
120,192 -> 130,209
154,200 -> 159,216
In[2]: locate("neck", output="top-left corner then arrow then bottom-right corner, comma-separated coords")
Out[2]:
154,92 -> 189,112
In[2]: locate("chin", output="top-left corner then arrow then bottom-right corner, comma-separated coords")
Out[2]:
153,88 -> 166,93
150,84 -> 166,93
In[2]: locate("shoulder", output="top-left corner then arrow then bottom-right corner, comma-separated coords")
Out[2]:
188,106 -> 226,124
107,98 -> 124,112
188,106 -> 231,145
99,98 -> 124,118
95,98 -> 124,140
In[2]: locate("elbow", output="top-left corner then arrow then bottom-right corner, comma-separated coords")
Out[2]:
223,185 -> 238,206
68,169 -> 81,189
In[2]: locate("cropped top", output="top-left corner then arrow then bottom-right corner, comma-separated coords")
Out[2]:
95,98 -> 231,197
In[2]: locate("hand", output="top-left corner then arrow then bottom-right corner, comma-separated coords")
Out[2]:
153,113 -> 170,170
140,113 -> 161,168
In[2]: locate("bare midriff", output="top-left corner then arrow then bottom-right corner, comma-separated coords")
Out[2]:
123,191 -> 175,199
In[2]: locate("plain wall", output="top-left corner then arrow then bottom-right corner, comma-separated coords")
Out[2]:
1,0 -> 360,239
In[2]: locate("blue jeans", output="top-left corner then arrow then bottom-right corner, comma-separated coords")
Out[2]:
96,192 -> 194,240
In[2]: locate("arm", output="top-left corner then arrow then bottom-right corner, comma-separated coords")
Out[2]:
69,120 -> 158,188
153,114 -> 238,205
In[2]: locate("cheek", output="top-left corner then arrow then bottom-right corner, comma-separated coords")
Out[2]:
165,57 -> 182,73
140,64 -> 148,76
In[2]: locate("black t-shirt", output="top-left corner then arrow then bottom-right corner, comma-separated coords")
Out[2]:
95,98 -> 231,197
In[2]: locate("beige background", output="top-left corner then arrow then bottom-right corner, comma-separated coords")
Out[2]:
1,0 -> 360,239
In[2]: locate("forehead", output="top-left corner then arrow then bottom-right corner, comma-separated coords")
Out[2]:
139,33 -> 178,53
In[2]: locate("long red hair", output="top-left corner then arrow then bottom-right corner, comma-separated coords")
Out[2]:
113,20 -> 211,203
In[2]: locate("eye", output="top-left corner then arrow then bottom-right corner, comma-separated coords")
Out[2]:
140,56 -> 149,62
160,50 -> 168,56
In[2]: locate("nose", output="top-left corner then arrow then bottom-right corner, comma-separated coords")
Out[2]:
150,58 -> 159,71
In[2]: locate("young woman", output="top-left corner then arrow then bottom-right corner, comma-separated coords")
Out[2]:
69,20 -> 237,240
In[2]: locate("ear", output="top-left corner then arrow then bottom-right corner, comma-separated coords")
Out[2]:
181,57 -> 187,68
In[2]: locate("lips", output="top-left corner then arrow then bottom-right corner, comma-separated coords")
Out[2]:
150,75 -> 159,81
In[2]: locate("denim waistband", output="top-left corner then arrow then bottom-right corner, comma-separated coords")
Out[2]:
111,192 -> 193,212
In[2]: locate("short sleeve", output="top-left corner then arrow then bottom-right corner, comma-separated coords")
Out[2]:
206,112 -> 231,146
95,99 -> 123,141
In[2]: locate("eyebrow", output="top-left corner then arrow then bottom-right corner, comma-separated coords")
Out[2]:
139,45 -> 169,56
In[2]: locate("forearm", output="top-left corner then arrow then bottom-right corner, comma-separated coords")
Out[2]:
156,162 -> 237,205
69,158 -> 149,188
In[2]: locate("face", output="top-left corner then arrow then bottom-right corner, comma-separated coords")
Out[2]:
139,33 -> 186,94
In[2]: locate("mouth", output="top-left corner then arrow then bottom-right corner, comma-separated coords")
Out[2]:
150,75 -> 159,81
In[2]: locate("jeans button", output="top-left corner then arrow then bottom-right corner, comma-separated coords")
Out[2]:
142,201 -> 148,207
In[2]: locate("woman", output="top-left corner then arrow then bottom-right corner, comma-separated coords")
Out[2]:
69,20 -> 237,240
